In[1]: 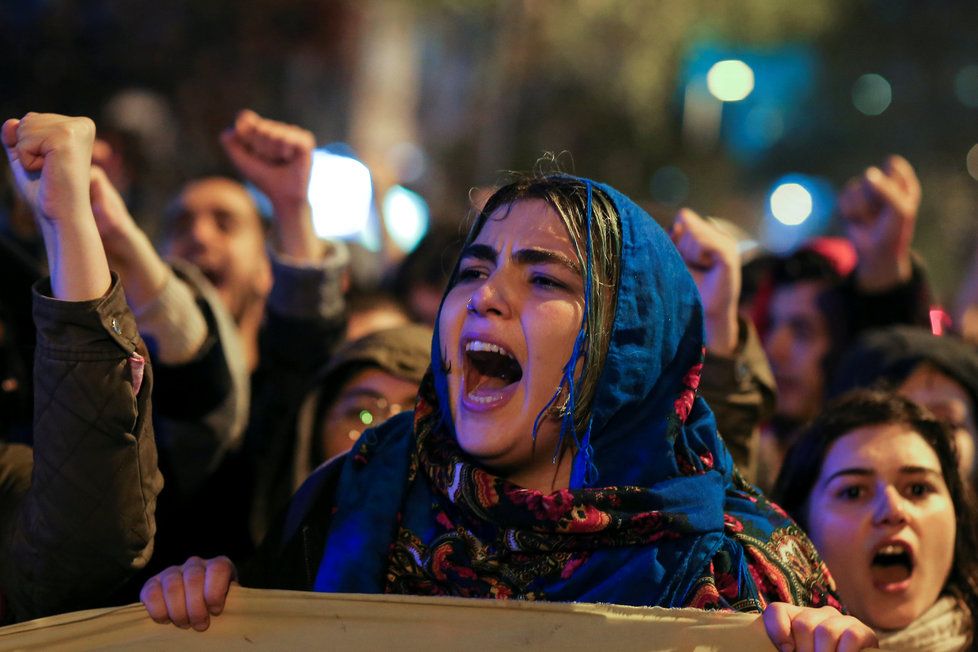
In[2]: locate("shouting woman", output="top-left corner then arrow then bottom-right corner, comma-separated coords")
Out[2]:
143,174 -> 875,649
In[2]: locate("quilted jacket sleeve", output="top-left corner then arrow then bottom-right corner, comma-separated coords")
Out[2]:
699,318 -> 776,485
0,275 -> 163,623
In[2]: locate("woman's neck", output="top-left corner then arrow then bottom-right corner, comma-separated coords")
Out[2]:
500,447 -> 573,493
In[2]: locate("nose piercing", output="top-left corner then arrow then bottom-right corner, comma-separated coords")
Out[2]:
466,299 -> 477,314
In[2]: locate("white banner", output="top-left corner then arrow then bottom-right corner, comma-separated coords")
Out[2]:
0,587 -> 779,651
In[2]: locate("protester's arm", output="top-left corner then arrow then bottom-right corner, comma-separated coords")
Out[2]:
671,209 -> 775,480
93,174 -> 232,419
220,109 -> 321,262
90,161 -> 210,365
838,154 -> 920,293
219,110 -> 347,541
697,317 -> 775,483
219,108 -> 346,340
3,114 -> 109,300
839,156 -> 933,332
91,150 -> 247,496
13,275 -> 161,620
670,208 -> 740,356
843,256 -> 933,333
1,112 -> 162,620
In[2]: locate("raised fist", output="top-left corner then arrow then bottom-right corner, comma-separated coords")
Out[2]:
2,112 -> 95,226
838,155 -> 920,291
671,208 -> 741,355
2,112 -> 110,300
220,109 -> 315,212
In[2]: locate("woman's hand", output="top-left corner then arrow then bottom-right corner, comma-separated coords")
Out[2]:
763,603 -> 878,652
140,556 -> 237,631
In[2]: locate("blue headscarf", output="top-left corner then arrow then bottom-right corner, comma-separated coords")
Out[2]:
313,176 -> 837,610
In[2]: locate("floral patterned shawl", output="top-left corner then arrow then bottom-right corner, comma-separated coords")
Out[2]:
313,177 -> 839,611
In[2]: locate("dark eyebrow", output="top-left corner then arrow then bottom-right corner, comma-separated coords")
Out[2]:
459,243 -> 581,277
514,248 -> 581,276
335,388 -> 387,403
822,465 -> 943,487
897,465 -> 944,478
459,243 -> 497,263
822,468 -> 873,486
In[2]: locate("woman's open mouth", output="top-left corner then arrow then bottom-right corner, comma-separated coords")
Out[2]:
462,339 -> 523,410
869,541 -> 915,592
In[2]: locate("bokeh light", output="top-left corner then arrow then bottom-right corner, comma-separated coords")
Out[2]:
308,148 -> 374,239
852,73 -> 892,115
383,185 -> 430,252
761,174 -> 835,254
769,183 -> 813,225
966,144 -> 978,181
650,166 -> 690,205
706,60 -> 755,102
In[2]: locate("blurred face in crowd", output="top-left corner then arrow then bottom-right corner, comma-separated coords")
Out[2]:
321,368 -> 418,460
438,199 -> 585,491
165,177 -> 272,321
805,423 -> 955,631
764,280 -> 832,424
899,363 -> 977,483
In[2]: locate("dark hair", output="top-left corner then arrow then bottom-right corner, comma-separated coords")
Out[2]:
446,174 -> 622,436
766,248 -> 852,406
771,248 -> 844,288
772,388 -> 978,628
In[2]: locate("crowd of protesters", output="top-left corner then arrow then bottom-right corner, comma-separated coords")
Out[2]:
2,106 -> 977,651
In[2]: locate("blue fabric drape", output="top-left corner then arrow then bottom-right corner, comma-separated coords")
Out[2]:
314,176 -> 834,611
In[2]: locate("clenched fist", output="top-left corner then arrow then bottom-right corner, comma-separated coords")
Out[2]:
2,112 -> 110,300
2,113 -> 96,227
220,109 -> 320,261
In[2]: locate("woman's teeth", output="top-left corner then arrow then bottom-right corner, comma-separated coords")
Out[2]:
462,339 -> 524,402
465,340 -> 516,359
870,543 -> 913,586
467,392 -> 503,403
876,544 -> 908,557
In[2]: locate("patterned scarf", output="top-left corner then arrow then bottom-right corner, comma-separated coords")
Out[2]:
317,369 -> 839,610
314,176 -> 840,611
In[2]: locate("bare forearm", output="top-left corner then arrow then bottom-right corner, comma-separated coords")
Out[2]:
39,210 -> 111,302
271,199 -> 321,262
103,224 -> 170,311
705,311 -> 738,357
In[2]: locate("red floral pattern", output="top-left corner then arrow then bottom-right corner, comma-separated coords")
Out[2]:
382,373 -> 839,610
